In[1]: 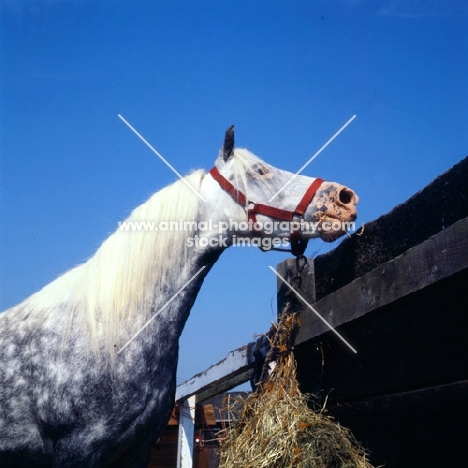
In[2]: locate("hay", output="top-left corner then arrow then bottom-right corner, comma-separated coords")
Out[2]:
218,304 -> 375,468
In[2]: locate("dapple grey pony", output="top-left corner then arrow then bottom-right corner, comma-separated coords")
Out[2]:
0,126 -> 358,467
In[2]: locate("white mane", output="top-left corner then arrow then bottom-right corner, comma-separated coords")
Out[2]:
16,170 -> 205,357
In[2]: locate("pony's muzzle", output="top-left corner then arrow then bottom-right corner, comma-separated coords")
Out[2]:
338,186 -> 359,207
337,185 -> 359,221
309,182 -> 359,242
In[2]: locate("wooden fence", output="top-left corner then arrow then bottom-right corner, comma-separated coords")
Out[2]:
157,155 -> 468,468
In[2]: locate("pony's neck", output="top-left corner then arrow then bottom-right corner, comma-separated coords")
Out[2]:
105,171 -> 230,357
71,170 -> 222,356
23,169 -> 239,359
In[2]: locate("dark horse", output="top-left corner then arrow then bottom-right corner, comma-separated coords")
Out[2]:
0,127 -> 358,467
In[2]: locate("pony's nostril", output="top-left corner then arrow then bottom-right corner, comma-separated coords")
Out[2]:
339,188 -> 354,205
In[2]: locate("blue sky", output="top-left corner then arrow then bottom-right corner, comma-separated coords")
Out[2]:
1,0 -> 467,386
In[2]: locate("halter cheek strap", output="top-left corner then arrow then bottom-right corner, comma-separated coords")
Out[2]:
209,166 -> 324,255
293,177 -> 326,217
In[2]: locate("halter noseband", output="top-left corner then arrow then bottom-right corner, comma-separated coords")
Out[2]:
209,166 -> 324,256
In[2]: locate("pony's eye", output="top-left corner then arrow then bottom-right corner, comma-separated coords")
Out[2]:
250,164 -> 273,180
254,164 -> 268,175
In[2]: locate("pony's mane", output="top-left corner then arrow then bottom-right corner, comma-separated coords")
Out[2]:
21,170 -> 205,356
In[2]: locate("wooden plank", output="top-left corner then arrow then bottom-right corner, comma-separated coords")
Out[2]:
325,380 -> 468,468
195,404 -> 216,426
194,445 -> 220,468
194,368 -> 253,403
295,217 -> 468,345
329,379 -> 468,416
177,395 -> 196,468
149,428 -> 179,468
295,266 -> 468,402
175,345 -> 254,403
168,407 -> 179,425
276,257 -> 315,316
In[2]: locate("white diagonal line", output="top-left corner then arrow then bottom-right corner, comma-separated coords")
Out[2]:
116,266 -> 206,354
269,266 -> 357,353
268,115 -> 356,202
118,114 -> 207,202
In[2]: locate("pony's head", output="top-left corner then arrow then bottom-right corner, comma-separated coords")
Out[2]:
17,125 -> 358,363
205,126 -> 359,250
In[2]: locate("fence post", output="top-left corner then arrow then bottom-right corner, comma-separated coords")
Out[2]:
277,257 -> 315,316
176,395 -> 196,468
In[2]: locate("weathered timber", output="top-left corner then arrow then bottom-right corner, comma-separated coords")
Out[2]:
329,379 -> 468,416
149,428 -> 178,468
295,266 -> 468,402
295,216 -> 468,346
325,380 -> 468,468
276,257 -> 315,314
314,155 -> 468,300
175,345 -> 254,403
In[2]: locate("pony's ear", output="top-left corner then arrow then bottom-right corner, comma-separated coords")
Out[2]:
222,125 -> 235,161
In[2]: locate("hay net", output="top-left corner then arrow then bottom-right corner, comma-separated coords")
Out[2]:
218,300 -> 376,468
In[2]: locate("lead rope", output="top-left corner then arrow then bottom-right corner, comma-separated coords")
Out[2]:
291,254 -> 308,289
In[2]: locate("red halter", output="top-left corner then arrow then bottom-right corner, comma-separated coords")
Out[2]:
209,166 -> 324,255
